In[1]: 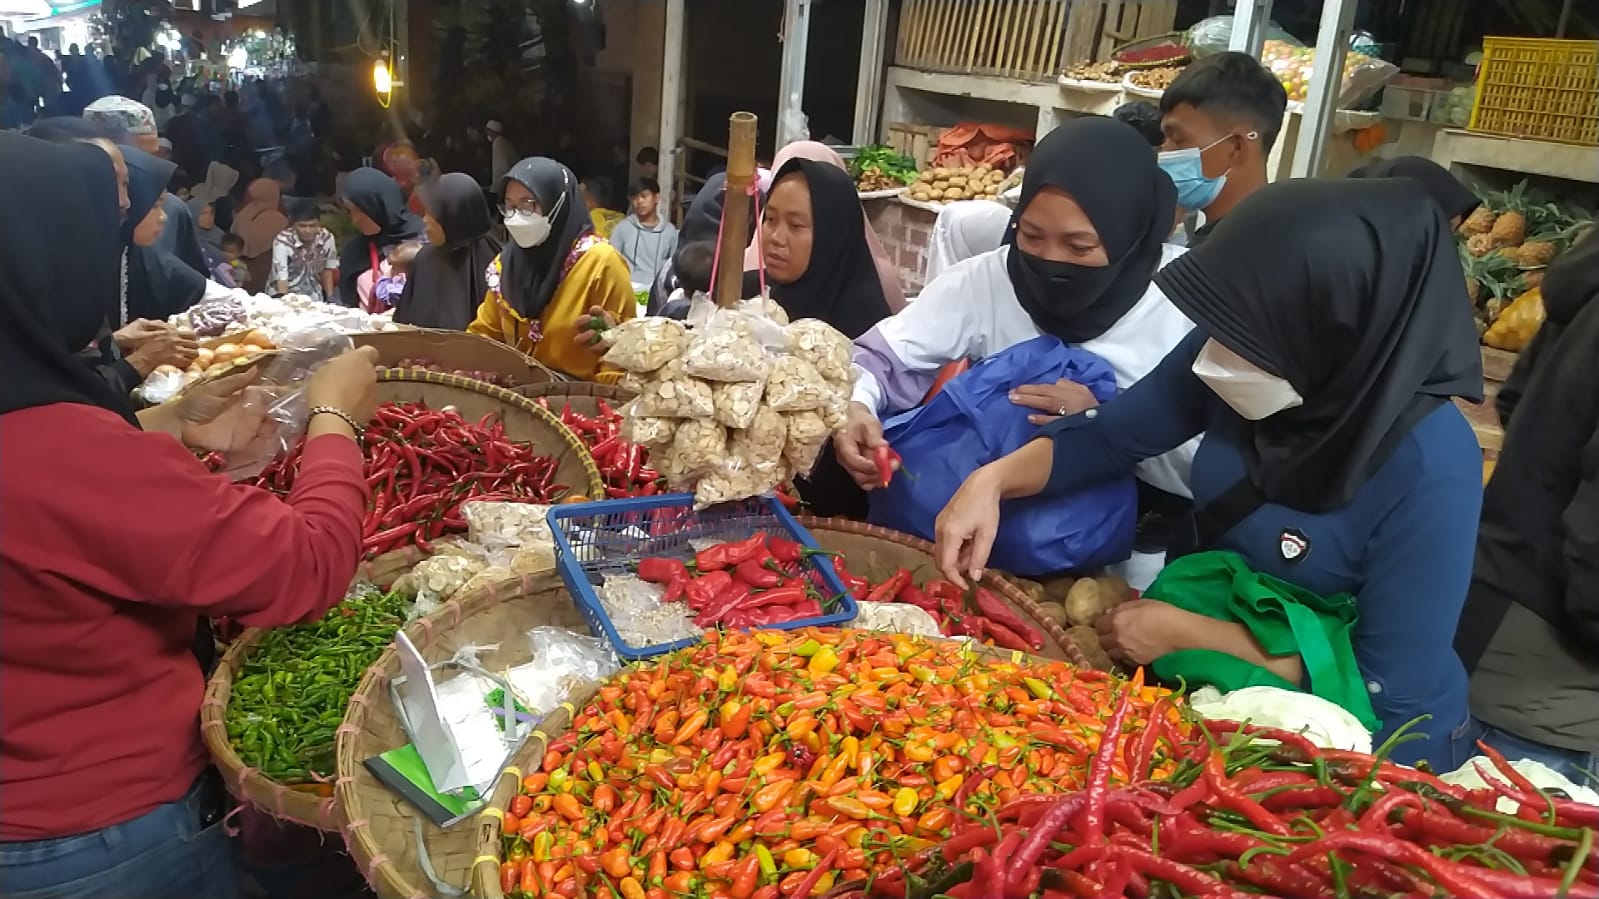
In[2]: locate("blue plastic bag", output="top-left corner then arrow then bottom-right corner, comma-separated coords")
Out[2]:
868,336 -> 1136,577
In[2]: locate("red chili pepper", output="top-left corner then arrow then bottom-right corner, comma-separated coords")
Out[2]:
694,583 -> 755,627
733,559 -> 784,589
786,848 -> 836,899
661,574 -> 688,604
694,533 -> 767,572
1287,831 -> 1500,898
1204,750 -> 1292,837
873,444 -> 900,488
969,587 -> 1045,650
637,557 -> 690,585
980,618 -> 1035,652
683,571 -> 734,609
866,568 -> 912,604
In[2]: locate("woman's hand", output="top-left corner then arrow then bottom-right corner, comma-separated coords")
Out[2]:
125,325 -> 200,377
572,306 -> 618,351
175,368 -> 272,452
834,402 -> 891,489
1010,379 -> 1098,426
113,318 -> 171,352
1095,599 -> 1191,667
933,465 -> 1005,589
306,346 -> 381,425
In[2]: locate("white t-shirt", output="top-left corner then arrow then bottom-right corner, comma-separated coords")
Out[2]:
852,243 -> 1198,498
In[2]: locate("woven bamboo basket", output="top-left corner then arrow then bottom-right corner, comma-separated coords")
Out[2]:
336,572 -> 593,899
508,379 -> 636,413
202,627 -> 346,830
798,516 -> 1092,669
374,370 -> 605,503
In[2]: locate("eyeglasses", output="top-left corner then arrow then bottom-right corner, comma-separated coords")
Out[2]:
500,199 -> 541,217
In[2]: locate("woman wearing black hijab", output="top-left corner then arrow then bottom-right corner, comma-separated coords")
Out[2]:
837,117 -> 1197,519
0,131 -> 380,899
755,158 -> 892,339
337,166 -> 427,306
467,157 -> 635,380
395,172 -> 501,330
123,144 -> 208,323
935,178 -> 1486,770
1348,155 -> 1481,227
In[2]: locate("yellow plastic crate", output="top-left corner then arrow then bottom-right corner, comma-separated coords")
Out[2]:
1469,37 -> 1599,146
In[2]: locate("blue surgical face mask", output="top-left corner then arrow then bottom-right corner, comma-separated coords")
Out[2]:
1158,132 -> 1252,212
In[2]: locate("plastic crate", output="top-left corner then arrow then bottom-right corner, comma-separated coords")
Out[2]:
546,494 -> 856,660
1468,37 -> 1599,147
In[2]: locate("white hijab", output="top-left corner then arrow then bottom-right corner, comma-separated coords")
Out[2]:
925,200 -> 1013,284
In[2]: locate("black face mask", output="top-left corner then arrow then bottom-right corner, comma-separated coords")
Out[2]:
1007,246 -> 1128,343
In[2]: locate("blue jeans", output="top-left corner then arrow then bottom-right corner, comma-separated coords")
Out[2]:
1469,718 -> 1599,786
0,773 -> 239,899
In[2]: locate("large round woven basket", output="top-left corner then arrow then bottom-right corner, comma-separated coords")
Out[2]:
798,516 -> 1092,669
336,572 -> 593,899
375,370 -> 604,503
202,628 -> 344,830
507,379 -> 636,412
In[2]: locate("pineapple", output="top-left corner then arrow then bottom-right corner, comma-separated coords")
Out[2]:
1523,270 -> 1544,291
1466,277 -> 1481,304
1461,206 -> 1497,237
1515,240 -> 1556,267
1466,234 -> 1496,257
1490,211 -> 1527,247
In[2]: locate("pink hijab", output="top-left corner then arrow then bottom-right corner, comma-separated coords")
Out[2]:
231,178 -> 289,259
745,141 -> 906,312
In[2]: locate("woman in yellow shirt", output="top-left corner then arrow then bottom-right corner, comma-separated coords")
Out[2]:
469,158 -> 635,380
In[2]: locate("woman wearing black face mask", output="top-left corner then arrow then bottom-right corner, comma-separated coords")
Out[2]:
935,179 -> 1486,771
838,117 -> 1198,540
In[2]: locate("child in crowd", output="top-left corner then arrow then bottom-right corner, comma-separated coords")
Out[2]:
610,177 -> 679,288
271,200 -> 339,299
361,240 -> 423,313
212,234 -> 250,288
658,240 -> 714,320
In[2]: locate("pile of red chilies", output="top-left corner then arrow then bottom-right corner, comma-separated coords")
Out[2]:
248,401 -> 566,558
534,398 -> 664,499
636,534 -> 834,629
833,563 -> 1046,652
848,703 -> 1599,899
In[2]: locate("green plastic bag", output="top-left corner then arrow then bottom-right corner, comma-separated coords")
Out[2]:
1145,551 -> 1380,732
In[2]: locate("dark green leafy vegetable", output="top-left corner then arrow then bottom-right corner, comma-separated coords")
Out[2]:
224,588 -> 409,783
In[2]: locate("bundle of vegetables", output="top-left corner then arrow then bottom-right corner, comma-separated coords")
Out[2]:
387,356 -> 522,387
831,560 -> 1046,652
534,397 -> 665,498
635,534 -> 836,630
495,628 -> 1185,898
870,714 -> 1599,899
247,401 -> 567,557
849,145 -> 918,192
225,587 -> 408,784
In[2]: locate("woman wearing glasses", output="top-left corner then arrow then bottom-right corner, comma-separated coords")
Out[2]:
469,157 -> 636,381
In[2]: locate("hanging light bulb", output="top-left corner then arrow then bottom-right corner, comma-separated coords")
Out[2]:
373,55 -> 393,106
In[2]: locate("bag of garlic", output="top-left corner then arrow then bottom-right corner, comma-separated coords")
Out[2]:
601,317 -> 689,373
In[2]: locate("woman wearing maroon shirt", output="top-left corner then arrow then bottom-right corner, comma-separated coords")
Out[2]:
0,133 -> 380,898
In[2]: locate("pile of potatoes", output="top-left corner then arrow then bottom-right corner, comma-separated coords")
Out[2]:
1015,574 -> 1132,671
908,163 -> 1007,204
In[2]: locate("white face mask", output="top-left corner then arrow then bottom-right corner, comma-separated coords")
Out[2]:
1191,338 -> 1303,421
504,211 -> 552,248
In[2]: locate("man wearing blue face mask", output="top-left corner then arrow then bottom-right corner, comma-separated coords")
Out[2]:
1156,52 -> 1287,248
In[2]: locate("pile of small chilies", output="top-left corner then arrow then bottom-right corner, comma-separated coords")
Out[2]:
883,713 -> 1599,899
635,534 -> 833,630
247,401 -> 567,557
496,628 -> 1188,898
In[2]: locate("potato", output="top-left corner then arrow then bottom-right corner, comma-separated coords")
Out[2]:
932,167 -> 950,179
947,175 -> 967,187
942,188 -> 963,200
911,189 -> 931,201
1013,578 -> 1047,606
1040,576 -> 1077,605
1095,575 -> 1131,607
932,180 -> 949,191
1066,625 -> 1116,671
974,163 -> 992,175
1064,578 -> 1115,627
988,170 -> 1006,184
1036,600 -> 1068,629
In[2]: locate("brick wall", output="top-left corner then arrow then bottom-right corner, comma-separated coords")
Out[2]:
864,198 -> 939,297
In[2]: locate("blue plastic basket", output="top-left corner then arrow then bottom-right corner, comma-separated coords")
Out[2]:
546,493 -> 857,660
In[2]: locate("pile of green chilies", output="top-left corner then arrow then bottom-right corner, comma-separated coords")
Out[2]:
224,588 -> 408,784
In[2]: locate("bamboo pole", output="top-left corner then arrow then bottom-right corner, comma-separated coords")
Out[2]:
716,111 -> 759,308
